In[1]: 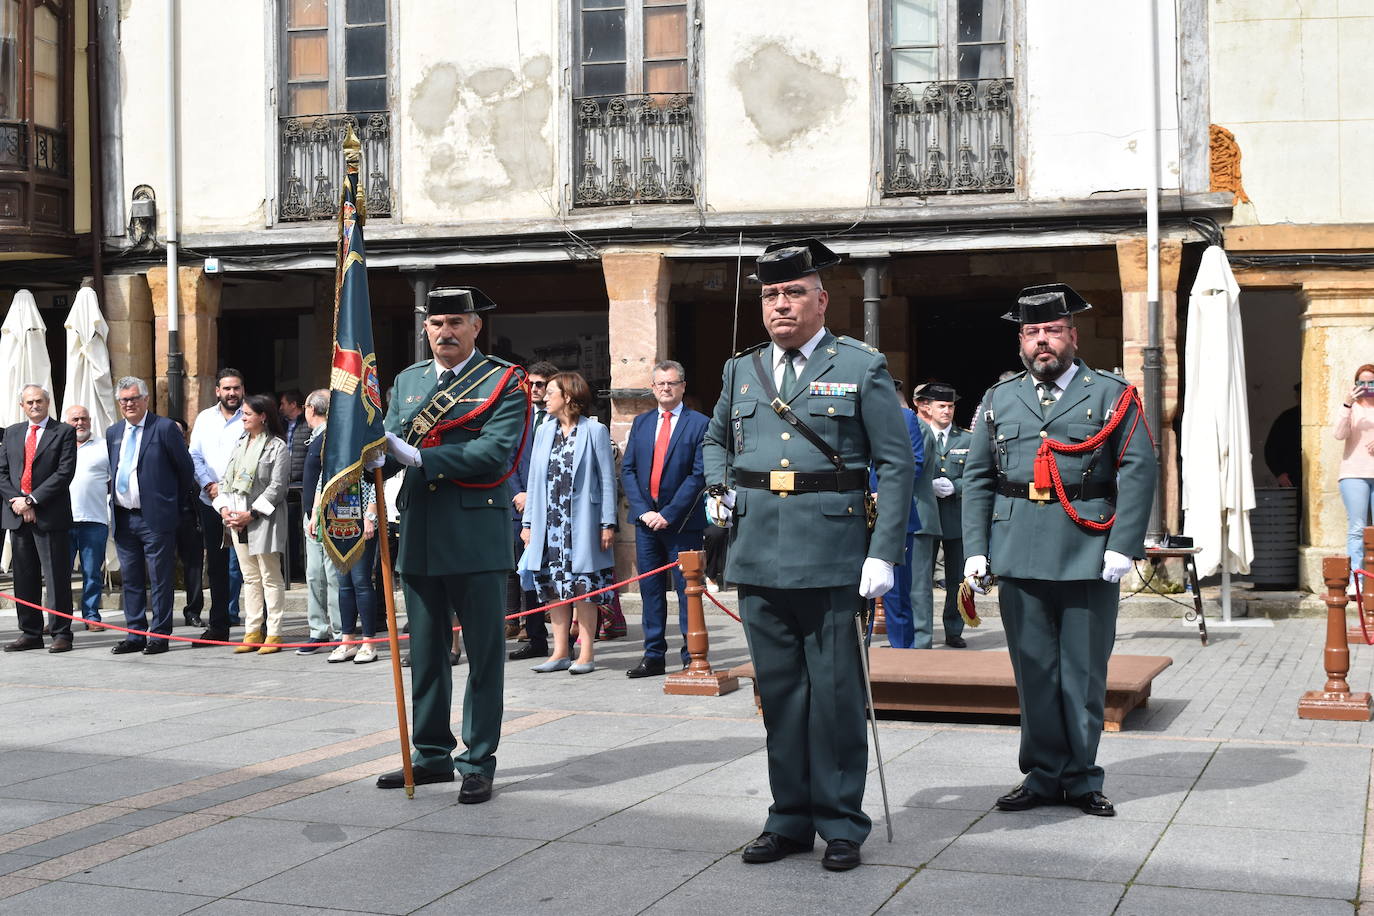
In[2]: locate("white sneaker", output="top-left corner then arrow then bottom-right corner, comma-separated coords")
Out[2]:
328,642 -> 358,663
354,643 -> 378,664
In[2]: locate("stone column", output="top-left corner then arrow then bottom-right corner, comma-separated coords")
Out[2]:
602,250 -> 672,576
147,266 -> 223,420
1117,238 -> 1183,535
1298,276 -> 1374,593
102,273 -> 155,405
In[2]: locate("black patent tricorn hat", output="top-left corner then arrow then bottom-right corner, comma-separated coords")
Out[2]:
1001,283 -> 1092,324
420,286 -> 497,315
915,382 -> 960,403
750,238 -> 841,285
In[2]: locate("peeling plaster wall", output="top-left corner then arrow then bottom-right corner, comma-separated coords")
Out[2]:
1024,1 -> 1181,199
118,1 -> 270,233
702,0 -> 872,211
398,0 -> 558,223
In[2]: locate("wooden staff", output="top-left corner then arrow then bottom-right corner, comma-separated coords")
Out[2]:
374,467 -> 415,797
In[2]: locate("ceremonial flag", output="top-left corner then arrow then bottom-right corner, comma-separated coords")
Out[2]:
319,126 -> 386,570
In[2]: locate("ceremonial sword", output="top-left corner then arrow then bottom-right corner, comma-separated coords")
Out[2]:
856,604 -> 894,842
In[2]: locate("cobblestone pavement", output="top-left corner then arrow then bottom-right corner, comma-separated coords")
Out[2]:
0,589 -> 1369,915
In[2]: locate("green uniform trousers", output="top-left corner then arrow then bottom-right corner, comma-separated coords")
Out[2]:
401,570 -> 505,779
908,533 -> 966,648
999,576 -> 1119,798
739,584 -> 871,845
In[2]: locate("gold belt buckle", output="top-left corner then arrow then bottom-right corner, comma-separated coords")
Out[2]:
1026,483 -> 1052,502
769,470 -> 795,492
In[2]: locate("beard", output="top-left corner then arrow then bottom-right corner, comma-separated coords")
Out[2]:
1020,346 -> 1068,380
219,394 -> 241,410
74,428 -> 91,443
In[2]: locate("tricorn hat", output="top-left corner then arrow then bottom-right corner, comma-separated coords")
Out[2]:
915,381 -> 960,403
1001,283 -> 1092,324
420,286 -> 497,315
750,238 -> 841,285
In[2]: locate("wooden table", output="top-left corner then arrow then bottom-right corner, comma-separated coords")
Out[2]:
1142,546 -> 1207,645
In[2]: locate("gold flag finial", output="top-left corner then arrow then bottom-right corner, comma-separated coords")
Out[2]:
342,122 -> 366,225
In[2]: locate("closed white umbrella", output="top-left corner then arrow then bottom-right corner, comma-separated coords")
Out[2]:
0,290 -> 52,424
1181,245 -> 1256,622
61,287 -> 116,435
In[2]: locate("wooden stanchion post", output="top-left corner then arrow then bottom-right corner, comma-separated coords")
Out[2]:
1298,556 -> 1372,721
664,549 -> 739,697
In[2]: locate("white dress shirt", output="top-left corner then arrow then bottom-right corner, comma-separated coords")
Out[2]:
113,417 -> 147,510
771,326 -> 828,391
189,405 -> 244,506
652,401 -> 683,441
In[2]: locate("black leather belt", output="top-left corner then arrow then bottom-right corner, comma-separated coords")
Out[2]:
736,468 -> 868,493
997,479 -> 1116,503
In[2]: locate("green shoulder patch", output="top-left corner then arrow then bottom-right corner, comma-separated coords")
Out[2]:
835,335 -> 878,354
732,341 -> 769,359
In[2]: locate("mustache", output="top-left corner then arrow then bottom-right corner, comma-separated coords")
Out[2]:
436,336 -> 462,347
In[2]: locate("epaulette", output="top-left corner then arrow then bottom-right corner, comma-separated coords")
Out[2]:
989,370 -> 1027,389
732,341 -> 769,359
1091,368 -> 1131,387
835,335 -> 879,354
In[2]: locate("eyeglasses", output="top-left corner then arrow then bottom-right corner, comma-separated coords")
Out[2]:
116,396 -> 146,405
529,380 -> 547,388
760,285 -> 820,303
651,380 -> 684,389
1020,325 -> 1070,340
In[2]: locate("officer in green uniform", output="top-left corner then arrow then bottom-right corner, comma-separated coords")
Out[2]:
961,284 -> 1157,817
703,238 -> 913,871
919,382 -> 972,647
372,286 -> 527,804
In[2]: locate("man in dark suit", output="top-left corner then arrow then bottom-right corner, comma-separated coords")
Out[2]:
922,383 -> 971,648
106,377 -> 197,655
621,359 -> 708,677
279,388 -> 309,582
0,385 -> 77,652
507,360 -> 557,660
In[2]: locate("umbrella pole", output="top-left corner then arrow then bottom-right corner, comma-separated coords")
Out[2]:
1221,519 -> 1232,624
374,467 -> 415,799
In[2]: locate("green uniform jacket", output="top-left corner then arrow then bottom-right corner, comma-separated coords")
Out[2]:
913,417 -> 941,538
934,425 -> 971,536
383,350 -> 527,577
702,332 -> 914,589
961,361 -> 1157,580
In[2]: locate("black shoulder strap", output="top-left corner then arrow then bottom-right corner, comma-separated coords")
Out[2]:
750,348 -> 846,473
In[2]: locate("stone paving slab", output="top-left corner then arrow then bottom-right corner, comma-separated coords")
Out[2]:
882,869 -> 1126,915
931,811 -> 1169,883
1117,884 -> 1356,915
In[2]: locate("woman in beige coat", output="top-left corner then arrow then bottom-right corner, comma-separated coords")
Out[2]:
214,394 -> 291,653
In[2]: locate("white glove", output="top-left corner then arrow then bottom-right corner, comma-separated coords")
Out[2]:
963,555 -> 990,594
932,477 -> 955,498
363,450 -> 386,471
1101,550 -> 1133,583
386,431 -> 423,467
859,558 -> 895,600
705,489 -> 736,528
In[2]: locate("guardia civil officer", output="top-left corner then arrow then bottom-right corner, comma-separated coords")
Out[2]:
702,238 -> 914,871
915,382 -> 971,648
961,284 -> 1157,817
372,286 -> 527,804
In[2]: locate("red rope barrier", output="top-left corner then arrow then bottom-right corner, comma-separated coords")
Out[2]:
1356,567 -> 1371,647
0,561 -> 685,650
702,588 -> 742,622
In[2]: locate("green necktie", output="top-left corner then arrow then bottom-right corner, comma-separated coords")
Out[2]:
1037,381 -> 1057,417
781,348 -> 801,400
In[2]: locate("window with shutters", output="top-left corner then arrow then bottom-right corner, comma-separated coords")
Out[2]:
882,0 -> 1016,196
277,0 -> 392,221
572,0 -> 698,207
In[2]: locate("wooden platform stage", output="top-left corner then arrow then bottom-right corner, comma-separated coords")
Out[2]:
731,649 -> 1173,732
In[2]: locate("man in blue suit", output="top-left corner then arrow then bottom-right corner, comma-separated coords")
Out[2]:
871,381 -> 924,648
106,377 -> 197,655
621,359 -> 708,677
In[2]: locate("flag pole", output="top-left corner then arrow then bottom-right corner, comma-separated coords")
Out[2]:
339,124 -> 414,798
373,468 -> 414,799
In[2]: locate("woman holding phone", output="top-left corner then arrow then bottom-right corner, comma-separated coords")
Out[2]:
1336,363 -> 1374,591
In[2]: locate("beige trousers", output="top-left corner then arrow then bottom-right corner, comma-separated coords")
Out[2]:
233,543 -> 286,636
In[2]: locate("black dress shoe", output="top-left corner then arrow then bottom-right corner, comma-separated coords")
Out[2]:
110,639 -> 147,655
1068,791 -> 1116,817
376,764 -> 454,789
995,783 -> 1057,811
195,629 -> 229,647
143,641 -> 170,655
183,611 -> 204,628
48,636 -> 73,654
508,643 -> 546,661
400,653 -> 411,668
450,651 -> 462,667
458,772 -> 493,804
741,832 -> 813,864
822,838 -> 862,871
944,635 -> 967,648
626,658 -> 666,679
4,635 -> 44,652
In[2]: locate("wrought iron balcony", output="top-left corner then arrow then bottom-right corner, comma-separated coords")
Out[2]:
573,93 -> 696,208
0,121 -> 68,177
278,111 -> 392,223
883,78 -> 1014,196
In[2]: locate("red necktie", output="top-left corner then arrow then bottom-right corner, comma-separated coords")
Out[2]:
649,411 -> 672,503
21,424 -> 38,494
